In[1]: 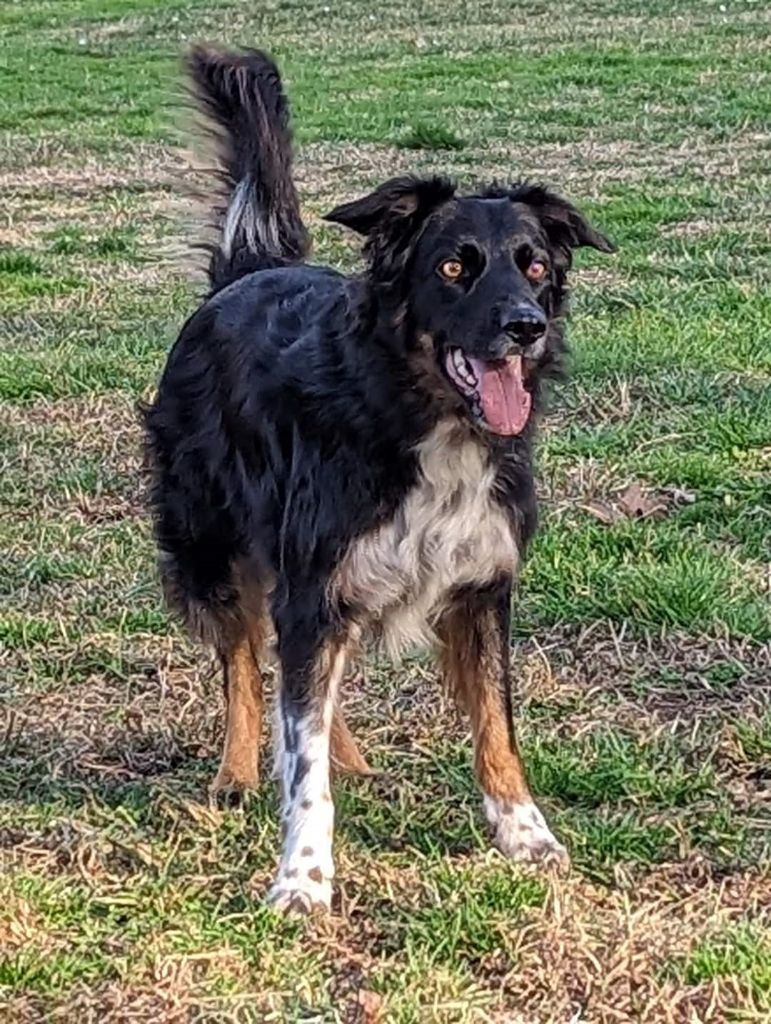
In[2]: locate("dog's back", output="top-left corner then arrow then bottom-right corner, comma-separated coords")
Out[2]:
188,46 -> 310,290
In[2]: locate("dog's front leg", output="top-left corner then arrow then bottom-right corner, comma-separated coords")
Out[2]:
438,577 -> 568,869
267,616 -> 350,913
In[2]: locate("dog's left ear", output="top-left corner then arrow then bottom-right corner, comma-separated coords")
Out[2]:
515,184 -> 616,254
324,175 -> 455,236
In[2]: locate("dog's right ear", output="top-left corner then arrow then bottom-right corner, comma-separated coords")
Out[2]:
324,175 -> 455,236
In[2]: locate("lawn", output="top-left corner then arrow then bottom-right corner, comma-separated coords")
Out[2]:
1,0 -> 770,1020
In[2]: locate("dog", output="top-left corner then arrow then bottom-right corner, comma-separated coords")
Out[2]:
144,46 -> 614,913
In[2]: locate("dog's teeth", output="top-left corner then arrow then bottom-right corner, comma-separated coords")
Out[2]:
452,348 -> 476,386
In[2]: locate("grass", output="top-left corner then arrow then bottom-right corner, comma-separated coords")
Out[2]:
395,122 -> 467,151
1,0 -> 770,1020
685,925 -> 771,994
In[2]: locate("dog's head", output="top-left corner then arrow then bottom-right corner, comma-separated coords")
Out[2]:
325,176 -> 614,437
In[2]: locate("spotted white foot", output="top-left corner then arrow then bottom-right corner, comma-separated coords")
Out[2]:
267,868 -> 332,915
485,798 -> 570,870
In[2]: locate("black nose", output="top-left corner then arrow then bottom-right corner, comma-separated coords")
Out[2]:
502,304 -> 547,346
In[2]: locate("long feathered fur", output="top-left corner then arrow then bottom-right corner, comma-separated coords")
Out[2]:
188,46 -> 310,290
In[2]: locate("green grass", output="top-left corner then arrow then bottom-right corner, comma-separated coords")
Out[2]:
686,926 -> 771,992
395,122 -> 467,151
666,924 -> 771,1014
1,0 -> 770,1021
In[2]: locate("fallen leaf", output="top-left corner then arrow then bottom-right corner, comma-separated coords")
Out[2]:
618,482 -> 668,519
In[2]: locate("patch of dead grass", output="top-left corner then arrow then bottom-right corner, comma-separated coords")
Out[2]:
513,625 -> 771,718
2,632 -> 215,788
44,969 -> 199,1024
0,145 -> 182,197
7,124 -> 763,227
3,618 -> 769,1021
294,129 -> 770,212
0,896 -> 49,955
661,215 -> 771,241
4,623 -> 767,846
4,393 -> 142,462
0,192 -> 172,248
497,859 -> 770,1023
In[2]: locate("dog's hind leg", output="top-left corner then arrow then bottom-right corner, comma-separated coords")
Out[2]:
330,704 -> 372,776
438,578 -> 568,870
209,617 -> 265,806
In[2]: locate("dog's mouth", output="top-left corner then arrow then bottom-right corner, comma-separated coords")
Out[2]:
444,347 -> 532,436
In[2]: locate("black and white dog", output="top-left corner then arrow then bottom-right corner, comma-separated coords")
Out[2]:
144,47 -> 614,912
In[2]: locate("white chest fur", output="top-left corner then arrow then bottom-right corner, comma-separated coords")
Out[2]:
334,420 -> 520,658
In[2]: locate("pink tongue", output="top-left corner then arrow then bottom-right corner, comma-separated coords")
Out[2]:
467,354 -> 531,436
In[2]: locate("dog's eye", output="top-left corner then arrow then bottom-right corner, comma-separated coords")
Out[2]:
526,259 -> 548,283
439,259 -> 464,281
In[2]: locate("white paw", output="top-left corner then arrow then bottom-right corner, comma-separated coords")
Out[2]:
485,798 -> 569,870
266,868 -> 332,914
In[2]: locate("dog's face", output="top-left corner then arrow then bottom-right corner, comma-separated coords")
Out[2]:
325,177 -> 614,437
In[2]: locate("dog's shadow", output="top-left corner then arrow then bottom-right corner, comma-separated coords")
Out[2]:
2,716 -> 207,814
4,713 -> 483,861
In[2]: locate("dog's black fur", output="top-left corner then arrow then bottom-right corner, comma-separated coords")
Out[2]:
144,46 -> 614,909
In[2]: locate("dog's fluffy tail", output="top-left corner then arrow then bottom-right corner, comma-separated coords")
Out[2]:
188,46 -> 310,290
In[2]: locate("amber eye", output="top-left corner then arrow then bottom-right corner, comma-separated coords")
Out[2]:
439,259 -> 464,281
526,259 -> 548,283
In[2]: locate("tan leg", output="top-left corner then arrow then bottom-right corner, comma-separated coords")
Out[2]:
438,580 -> 568,868
330,704 -> 372,776
210,630 -> 264,801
